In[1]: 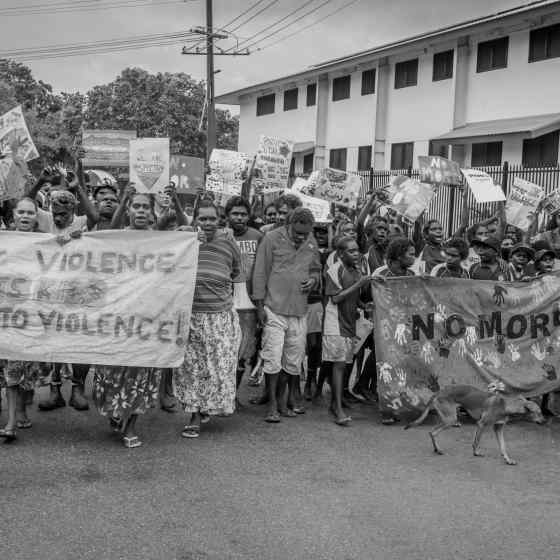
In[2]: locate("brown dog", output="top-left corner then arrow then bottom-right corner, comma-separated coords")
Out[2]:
404,384 -> 546,465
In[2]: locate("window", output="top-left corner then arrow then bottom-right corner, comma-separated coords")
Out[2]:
522,131 -> 559,167
358,146 -> 372,171
329,148 -> 347,170
283,88 -> 298,111
471,142 -> 503,166
332,75 -> 351,101
529,23 -> 560,62
428,141 -> 448,158
256,93 -> 275,116
361,69 -> 376,95
303,152 -> 314,174
476,37 -> 509,72
306,83 -> 317,106
394,58 -> 418,89
433,50 -> 454,81
390,142 -> 414,169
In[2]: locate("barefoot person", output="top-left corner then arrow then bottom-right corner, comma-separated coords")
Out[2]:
174,200 -> 243,438
323,237 -> 371,426
253,207 -> 321,423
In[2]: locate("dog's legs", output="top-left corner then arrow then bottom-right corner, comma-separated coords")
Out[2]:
494,423 -> 516,466
429,424 -> 452,455
472,419 -> 487,457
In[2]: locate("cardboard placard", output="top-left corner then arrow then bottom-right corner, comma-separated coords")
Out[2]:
129,138 -> 170,193
418,155 -> 462,185
461,168 -> 506,203
82,129 -> 137,167
170,155 -> 205,194
0,105 -> 39,162
387,176 -> 435,222
299,168 -> 361,209
505,177 -> 544,230
253,135 -> 293,192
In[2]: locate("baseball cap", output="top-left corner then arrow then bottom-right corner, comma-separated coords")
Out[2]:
510,242 -> 535,259
471,235 -> 500,252
534,249 -> 555,262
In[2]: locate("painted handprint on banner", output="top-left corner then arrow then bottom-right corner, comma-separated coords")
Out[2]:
395,368 -> 407,388
388,397 -> 403,410
434,304 -> 447,324
493,285 -> 507,306
420,342 -> 434,364
471,348 -> 484,367
529,282 -> 547,305
508,343 -> 520,362
380,319 -> 393,341
484,351 -> 502,369
378,362 -> 393,384
453,338 -> 467,357
466,326 -> 478,346
510,291 -> 522,306
531,342 -> 546,361
394,324 -> 408,345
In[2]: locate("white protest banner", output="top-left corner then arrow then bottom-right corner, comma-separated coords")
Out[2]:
0,105 -> 39,162
541,189 -> 560,216
299,168 -> 361,208
286,188 -> 331,222
129,138 -> 170,193
83,129 -> 136,167
0,153 -> 29,202
461,168 -> 506,203
254,135 -> 293,191
206,149 -> 248,204
418,155 -> 462,185
0,230 -> 198,367
387,175 -> 435,222
505,177 -> 544,230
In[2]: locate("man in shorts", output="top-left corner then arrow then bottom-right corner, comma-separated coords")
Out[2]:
253,208 -> 321,423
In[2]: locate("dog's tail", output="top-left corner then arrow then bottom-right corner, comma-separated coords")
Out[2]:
404,394 -> 436,429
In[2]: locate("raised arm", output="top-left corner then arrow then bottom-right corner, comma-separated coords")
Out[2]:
110,184 -> 135,230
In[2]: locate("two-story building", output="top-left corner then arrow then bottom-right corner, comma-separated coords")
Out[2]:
216,0 -> 560,176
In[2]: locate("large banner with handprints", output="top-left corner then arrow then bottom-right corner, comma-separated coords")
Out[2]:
0,230 -> 198,368
372,275 -> 560,420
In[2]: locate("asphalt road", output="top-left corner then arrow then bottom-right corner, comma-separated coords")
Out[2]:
1,382 -> 560,560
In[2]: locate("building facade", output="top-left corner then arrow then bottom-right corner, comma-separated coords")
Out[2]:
216,0 -> 560,175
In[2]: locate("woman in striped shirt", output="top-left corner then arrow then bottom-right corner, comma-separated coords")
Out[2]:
174,200 -> 244,439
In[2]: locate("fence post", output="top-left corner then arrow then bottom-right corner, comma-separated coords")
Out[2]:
501,161 -> 509,194
447,185 -> 456,238
369,166 -> 374,193
407,165 -> 412,178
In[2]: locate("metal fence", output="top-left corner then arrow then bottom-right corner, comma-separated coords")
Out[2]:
357,163 -> 560,237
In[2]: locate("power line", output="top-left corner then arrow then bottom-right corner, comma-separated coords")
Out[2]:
253,0 -> 362,52
227,0 -> 279,33
224,0 -> 318,52
0,0 -> 192,16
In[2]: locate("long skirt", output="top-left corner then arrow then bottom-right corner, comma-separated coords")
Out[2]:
175,310 -> 241,415
92,366 -> 161,424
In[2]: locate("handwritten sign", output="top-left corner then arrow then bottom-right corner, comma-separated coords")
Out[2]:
254,135 -> 293,192
461,168 -> 506,203
82,129 -> 137,167
418,155 -> 462,185
299,168 -> 361,209
129,138 -> 170,193
505,177 -> 544,230
286,187 -> 331,222
0,153 -> 29,202
387,176 -> 435,222
541,189 -> 560,216
0,105 -> 39,162
0,230 -> 198,367
206,149 -> 248,204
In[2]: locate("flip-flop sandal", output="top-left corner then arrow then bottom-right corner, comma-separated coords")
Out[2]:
264,413 -> 281,423
123,436 -> 142,448
335,416 -> 352,426
181,425 -> 200,438
280,409 -> 297,418
16,420 -> 32,429
291,407 -> 306,415
110,417 -> 123,433
200,413 -> 211,424
381,417 -> 397,425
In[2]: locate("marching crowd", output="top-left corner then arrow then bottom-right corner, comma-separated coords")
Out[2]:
0,154 -> 558,448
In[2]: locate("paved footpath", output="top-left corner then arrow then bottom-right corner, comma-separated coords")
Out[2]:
1,383 -> 560,560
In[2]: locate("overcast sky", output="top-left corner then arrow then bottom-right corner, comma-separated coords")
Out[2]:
0,0 -> 530,112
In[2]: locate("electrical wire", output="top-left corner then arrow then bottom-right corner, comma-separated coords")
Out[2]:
253,0 -> 362,52
0,0 -> 192,16
223,0 -> 319,52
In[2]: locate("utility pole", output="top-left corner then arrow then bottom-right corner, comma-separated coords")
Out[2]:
182,0 -> 250,162
205,0 -> 216,159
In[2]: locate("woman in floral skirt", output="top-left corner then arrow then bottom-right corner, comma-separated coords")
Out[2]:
175,200 -> 243,438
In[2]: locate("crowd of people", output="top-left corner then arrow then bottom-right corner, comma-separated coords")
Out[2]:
0,154 -> 558,447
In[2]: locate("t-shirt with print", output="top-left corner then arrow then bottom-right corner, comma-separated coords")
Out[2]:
193,237 -> 244,314
323,260 -> 361,338
233,227 -> 263,297
36,209 -> 88,235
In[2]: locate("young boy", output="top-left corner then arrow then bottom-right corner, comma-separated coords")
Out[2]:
323,237 -> 371,426
508,243 -> 534,281
469,236 -> 511,281
431,238 -> 470,278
